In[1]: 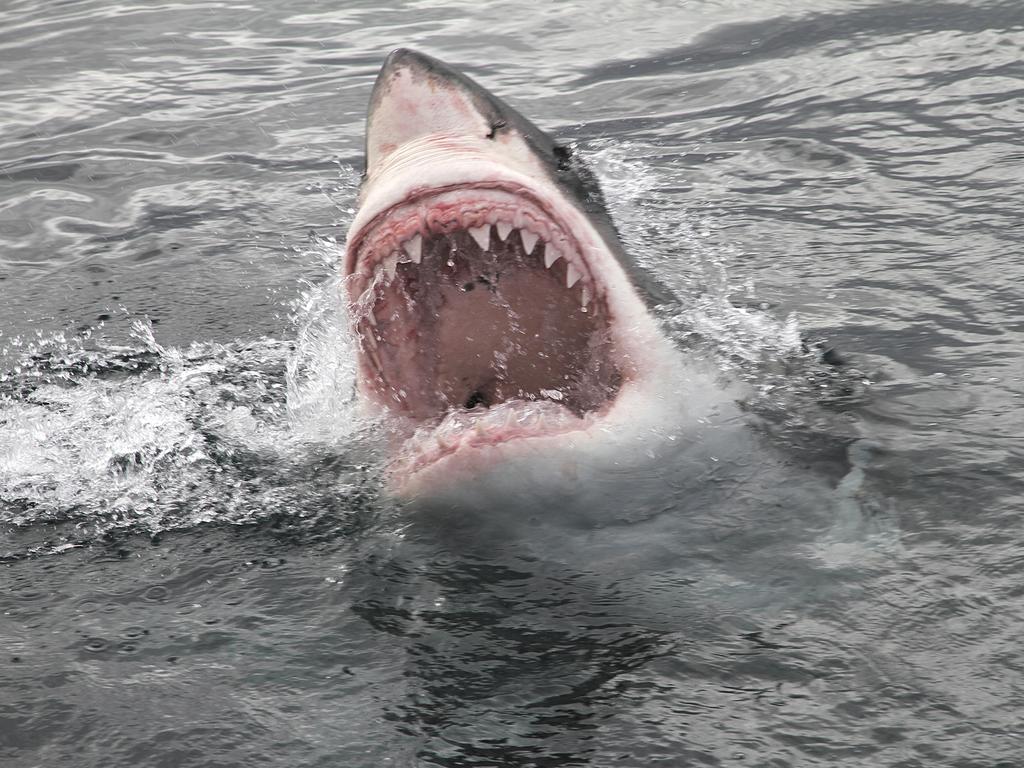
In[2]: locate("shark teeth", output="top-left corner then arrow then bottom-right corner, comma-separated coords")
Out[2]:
403,234 -> 422,263
363,217 -> 601,319
520,229 -> 539,254
365,344 -> 383,375
565,262 -> 582,288
383,252 -> 399,281
468,225 -> 490,250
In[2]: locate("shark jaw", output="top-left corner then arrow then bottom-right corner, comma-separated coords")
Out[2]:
344,49 -> 680,495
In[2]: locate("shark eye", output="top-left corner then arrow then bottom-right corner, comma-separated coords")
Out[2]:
485,119 -> 507,140
553,144 -> 572,171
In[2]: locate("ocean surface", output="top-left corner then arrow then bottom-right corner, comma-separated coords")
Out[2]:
2,1 -> 1023,765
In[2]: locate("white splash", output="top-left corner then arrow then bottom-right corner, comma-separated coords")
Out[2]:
585,141 -> 804,363
0,310 -> 375,542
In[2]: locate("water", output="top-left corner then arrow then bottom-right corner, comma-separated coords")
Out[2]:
2,1 -> 1023,765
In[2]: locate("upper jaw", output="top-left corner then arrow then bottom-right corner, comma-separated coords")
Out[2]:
346,136 -> 560,269
345,182 -> 599,306
344,138 -> 650,327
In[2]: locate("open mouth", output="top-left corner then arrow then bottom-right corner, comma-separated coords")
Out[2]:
346,183 -> 624,465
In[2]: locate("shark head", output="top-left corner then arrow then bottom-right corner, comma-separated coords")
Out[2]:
344,49 -> 685,496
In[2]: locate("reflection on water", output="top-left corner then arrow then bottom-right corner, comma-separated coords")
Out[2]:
2,0 -> 1023,765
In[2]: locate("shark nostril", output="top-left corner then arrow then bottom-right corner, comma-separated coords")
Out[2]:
485,119 -> 507,140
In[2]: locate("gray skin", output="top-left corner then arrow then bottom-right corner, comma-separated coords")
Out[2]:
362,48 -> 677,308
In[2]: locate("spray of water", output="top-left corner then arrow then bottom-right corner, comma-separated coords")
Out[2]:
0,152 -> 847,556
0,270 -> 379,554
587,140 -> 804,365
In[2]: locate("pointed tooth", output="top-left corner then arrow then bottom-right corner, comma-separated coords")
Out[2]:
566,262 -> 582,288
366,311 -> 377,327
581,286 -> 591,309
384,253 -> 399,281
468,225 -> 490,251
544,246 -> 561,269
366,346 -> 383,374
521,229 -> 539,254
496,221 -> 512,241
403,234 -> 422,263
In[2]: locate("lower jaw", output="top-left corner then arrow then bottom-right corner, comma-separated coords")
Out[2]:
381,397 -> 601,495
366,322 -> 687,496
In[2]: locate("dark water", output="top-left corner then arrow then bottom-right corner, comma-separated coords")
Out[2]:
3,1 -> 1023,765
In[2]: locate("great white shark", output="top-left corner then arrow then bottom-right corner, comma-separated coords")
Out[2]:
344,49 -> 716,496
